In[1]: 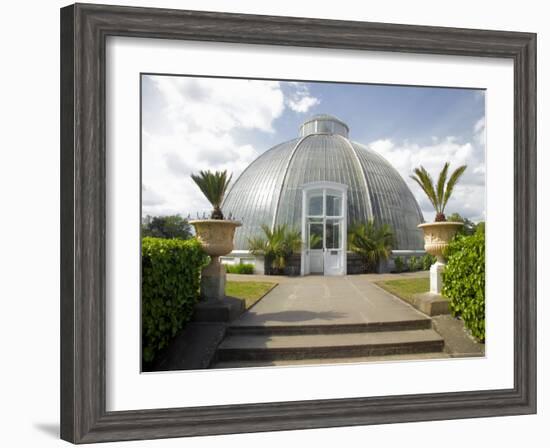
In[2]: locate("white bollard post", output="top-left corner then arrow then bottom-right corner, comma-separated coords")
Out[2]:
430,260 -> 445,294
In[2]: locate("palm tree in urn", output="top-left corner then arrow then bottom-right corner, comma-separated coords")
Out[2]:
191,170 -> 233,220
410,162 -> 467,222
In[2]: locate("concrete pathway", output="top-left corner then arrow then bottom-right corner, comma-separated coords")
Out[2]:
229,274 -> 429,329
215,274 -> 447,367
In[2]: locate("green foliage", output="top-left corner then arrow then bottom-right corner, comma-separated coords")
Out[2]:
410,162 -> 467,221
141,214 -> 192,239
309,232 -> 322,250
421,254 -> 436,270
190,170 -> 233,219
248,224 -> 302,274
348,220 -> 394,272
225,263 -> 255,274
394,256 -> 405,273
141,237 -> 209,364
442,231 -> 485,342
476,221 -> 485,235
446,212 -> 476,236
408,256 -> 418,272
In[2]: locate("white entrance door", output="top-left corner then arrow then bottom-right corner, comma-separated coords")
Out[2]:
308,220 -> 324,274
324,218 -> 344,275
301,183 -> 347,276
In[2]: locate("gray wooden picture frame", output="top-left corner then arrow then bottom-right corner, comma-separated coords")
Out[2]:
60,3 -> 537,444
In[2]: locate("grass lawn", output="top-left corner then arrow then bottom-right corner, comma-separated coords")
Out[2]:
375,277 -> 430,301
226,281 -> 277,309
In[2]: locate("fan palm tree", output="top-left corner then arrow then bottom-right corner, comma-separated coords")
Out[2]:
410,162 -> 467,222
190,170 -> 232,219
348,221 -> 394,272
248,224 -> 302,273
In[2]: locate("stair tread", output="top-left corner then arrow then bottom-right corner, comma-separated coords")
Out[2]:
231,317 -> 430,327
213,352 -> 451,369
218,329 -> 443,350
230,318 -> 430,329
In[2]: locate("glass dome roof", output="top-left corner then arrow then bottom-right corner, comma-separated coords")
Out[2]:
222,115 -> 424,250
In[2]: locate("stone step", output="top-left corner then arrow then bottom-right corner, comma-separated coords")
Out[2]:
216,329 -> 444,362
213,351 -> 450,369
226,318 -> 432,336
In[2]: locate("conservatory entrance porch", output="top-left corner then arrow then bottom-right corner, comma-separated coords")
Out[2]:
301,182 -> 348,276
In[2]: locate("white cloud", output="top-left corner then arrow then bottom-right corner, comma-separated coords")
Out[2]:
474,117 -> 486,146
285,82 -> 320,113
142,77 -> 320,217
142,185 -> 165,207
369,117 -> 486,222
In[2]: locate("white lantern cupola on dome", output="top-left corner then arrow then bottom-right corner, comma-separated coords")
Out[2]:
299,114 -> 349,138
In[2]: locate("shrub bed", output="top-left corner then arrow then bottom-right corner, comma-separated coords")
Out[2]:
141,237 -> 209,364
408,256 -> 418,272
394,256 -> 405,273
225,263 -> 254,274
421,254 -> 436,271
442,230 -> 485,342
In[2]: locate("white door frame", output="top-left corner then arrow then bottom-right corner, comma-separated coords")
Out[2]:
301,182 -> 348,276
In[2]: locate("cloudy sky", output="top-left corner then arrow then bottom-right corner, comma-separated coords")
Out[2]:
142,75 -> 485,222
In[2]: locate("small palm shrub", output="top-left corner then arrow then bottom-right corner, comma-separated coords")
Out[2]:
348,221 -> 394,272
248,224 -> 302,275
410,162 -> 467,222
408,256 -> 418,272
394,256 -> 405,273
190,170 -> 232,219
225,263 -> 254,274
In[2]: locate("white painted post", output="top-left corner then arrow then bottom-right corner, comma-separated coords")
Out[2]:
430,261 -> 445,294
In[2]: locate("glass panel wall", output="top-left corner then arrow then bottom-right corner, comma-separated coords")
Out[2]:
308,195 -> 323,216
308,219 -> 323,249
326,194 -> 341,217
325,219 -> 341,249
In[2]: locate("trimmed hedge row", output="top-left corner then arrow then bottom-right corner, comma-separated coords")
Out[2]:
442,230 -> 485,342
225,263 -> 254,274
141,237 -> 209,364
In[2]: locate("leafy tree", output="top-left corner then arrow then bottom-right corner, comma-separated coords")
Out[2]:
190,170 -> 232,219
248,224 -> 302,274
410,162 -> 467,222
446,212 -> 477,236
141,215 -> 192,240
347,220 -> 394,272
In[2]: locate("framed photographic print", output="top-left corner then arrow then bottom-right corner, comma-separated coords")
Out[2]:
60,3 -> 536,444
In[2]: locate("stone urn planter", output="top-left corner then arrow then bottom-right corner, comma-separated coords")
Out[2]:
418,221 -> 463,294
190,219 -> 241,301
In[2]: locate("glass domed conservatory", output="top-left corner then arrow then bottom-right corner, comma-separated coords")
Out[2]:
222,114 -> 424,275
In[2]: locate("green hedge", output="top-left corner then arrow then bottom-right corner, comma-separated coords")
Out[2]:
141,237 -> 209,364
225,263 -> 254,274
442,230 -> 485,342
